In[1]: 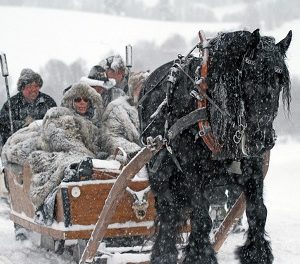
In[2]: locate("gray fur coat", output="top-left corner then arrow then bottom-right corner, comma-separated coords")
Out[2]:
101,96 -> 141,157
1,83 -> 104,210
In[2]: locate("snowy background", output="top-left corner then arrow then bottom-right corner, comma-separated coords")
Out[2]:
0,1 -> 300,263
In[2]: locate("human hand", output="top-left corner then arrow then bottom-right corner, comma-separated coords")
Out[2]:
23,116 -> 35,127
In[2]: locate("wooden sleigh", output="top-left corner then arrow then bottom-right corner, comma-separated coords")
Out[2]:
5,158 -> 158,263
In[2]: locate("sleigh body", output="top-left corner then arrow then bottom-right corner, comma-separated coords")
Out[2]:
5,160 -> 156,246
4,149 -> 270,263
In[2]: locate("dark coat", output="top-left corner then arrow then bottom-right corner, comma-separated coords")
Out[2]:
0,91 -> 56,145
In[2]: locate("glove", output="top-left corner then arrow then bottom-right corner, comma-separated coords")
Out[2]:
23,116 -> 35,127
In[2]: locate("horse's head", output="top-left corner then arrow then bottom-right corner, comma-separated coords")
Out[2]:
207,29 -> 292,157
241,29 -> 292,155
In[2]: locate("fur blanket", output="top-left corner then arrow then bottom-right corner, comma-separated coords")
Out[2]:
1,107 -> 102,210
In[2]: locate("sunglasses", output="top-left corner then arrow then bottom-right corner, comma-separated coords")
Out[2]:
74,97 -> 89,103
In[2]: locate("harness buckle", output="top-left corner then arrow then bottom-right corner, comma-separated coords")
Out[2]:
233,115 -> 247,144
190,90 -> 205,100
198,124 -> 211,137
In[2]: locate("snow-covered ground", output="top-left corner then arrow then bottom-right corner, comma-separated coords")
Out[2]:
0,138 -> 299,264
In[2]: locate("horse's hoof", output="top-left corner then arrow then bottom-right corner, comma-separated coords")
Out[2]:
151,252 -> 177,264
236,239 -> 273,264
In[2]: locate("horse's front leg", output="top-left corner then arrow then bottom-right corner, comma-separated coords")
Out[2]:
149,161 -> 181,264
237,157 -> 273,264
183,186 -> 218,264
151,188 -> 182,264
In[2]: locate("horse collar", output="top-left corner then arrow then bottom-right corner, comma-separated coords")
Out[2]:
197,30 -> 222,154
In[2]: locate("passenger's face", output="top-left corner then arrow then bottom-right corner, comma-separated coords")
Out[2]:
22,82 -> 40,103
73,97 -> 89,115
106,69 -> 125,85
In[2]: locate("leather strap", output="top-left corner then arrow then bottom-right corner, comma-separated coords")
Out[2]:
198,30 -> 222,154
167,108 -> 207,141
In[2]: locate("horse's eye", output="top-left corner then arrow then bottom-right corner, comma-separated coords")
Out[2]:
274,66 -> 282,74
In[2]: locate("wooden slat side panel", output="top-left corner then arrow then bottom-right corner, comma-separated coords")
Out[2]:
67,181 -> 156,225
67,183 -> 110,225
10,211 -> 155,240
92,169 -> 120,180
10,213 -> 65,240
6,163 -> 35,218
64,226 -> 156,240
11,212 -> 190,241
54,190 -> 65,223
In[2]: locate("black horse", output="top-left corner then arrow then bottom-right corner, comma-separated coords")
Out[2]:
139,29 -> 292,264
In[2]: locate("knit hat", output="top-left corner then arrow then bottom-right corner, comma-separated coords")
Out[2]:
17,68 -> 43,91
98,55 -> 125,72
80,65 -> 116,90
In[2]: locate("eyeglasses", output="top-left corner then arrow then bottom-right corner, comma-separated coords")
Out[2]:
74,97 -> 89,103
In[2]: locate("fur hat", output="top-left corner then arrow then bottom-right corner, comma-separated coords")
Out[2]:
17,68 -> 43,91
80,65 -> 116,90
98,55 -> 125,72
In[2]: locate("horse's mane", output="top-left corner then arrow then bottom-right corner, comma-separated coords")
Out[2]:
207,31 -> 251,146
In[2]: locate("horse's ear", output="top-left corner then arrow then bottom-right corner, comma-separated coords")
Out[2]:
249,28 -> 261,49
276,30 -> 292,55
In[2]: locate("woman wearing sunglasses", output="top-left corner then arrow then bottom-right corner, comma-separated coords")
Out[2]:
61,82 -> 103,126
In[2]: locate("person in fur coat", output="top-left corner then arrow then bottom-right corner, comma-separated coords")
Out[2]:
98,70 -> 150,161
0,68 -> 56,149
1,82 -> 104,219
101,95 -> 141,161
